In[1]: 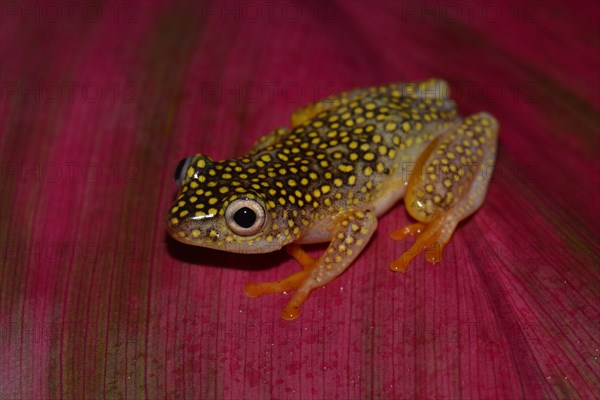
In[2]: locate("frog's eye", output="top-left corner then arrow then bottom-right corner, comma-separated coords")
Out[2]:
174,157 -> 193,186
225,198 -> 266,236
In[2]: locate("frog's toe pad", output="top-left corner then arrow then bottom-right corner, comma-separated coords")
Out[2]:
281,305 -> 301,320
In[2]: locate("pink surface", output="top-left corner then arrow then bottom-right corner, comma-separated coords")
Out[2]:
1,1 -> 599,398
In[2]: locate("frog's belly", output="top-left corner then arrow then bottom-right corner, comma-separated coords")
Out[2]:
371,176 -> 408,217
296,177 -> 407,244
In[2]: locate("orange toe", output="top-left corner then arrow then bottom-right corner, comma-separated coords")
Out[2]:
281,305 -> 300,320
244,267 -> 310,297
285,244 -> 318,270
390,221 -> 444,272
245,245 -> 327,320
390,251 -> 418,272
425,243 -> 443,264
390,223 -> 426,241
245,244 -> 319,298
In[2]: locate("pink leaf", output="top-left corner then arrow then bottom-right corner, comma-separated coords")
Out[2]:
1,1 -> 598,398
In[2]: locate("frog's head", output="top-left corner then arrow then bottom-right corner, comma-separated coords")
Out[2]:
167,154 -> 287,254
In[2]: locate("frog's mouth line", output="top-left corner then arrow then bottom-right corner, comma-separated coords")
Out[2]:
166,220 -> 285,254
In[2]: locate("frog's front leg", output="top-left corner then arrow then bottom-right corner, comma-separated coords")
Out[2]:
245,210 -> 377,320
390,112 -> 499,271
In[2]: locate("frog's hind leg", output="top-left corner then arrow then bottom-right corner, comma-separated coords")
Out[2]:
390,112 -> 499,271
245,209 -> 377,320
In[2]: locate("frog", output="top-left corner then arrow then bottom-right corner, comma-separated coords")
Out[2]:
167,79 -> 499,320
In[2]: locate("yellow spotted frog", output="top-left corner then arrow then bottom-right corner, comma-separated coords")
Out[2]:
167,79 -> 498,320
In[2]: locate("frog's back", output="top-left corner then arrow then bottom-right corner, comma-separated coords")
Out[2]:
241,81 -> 461,219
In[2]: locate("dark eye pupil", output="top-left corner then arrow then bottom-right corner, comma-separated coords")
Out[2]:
174,158 -> 187,181
233,207 -> 256,228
